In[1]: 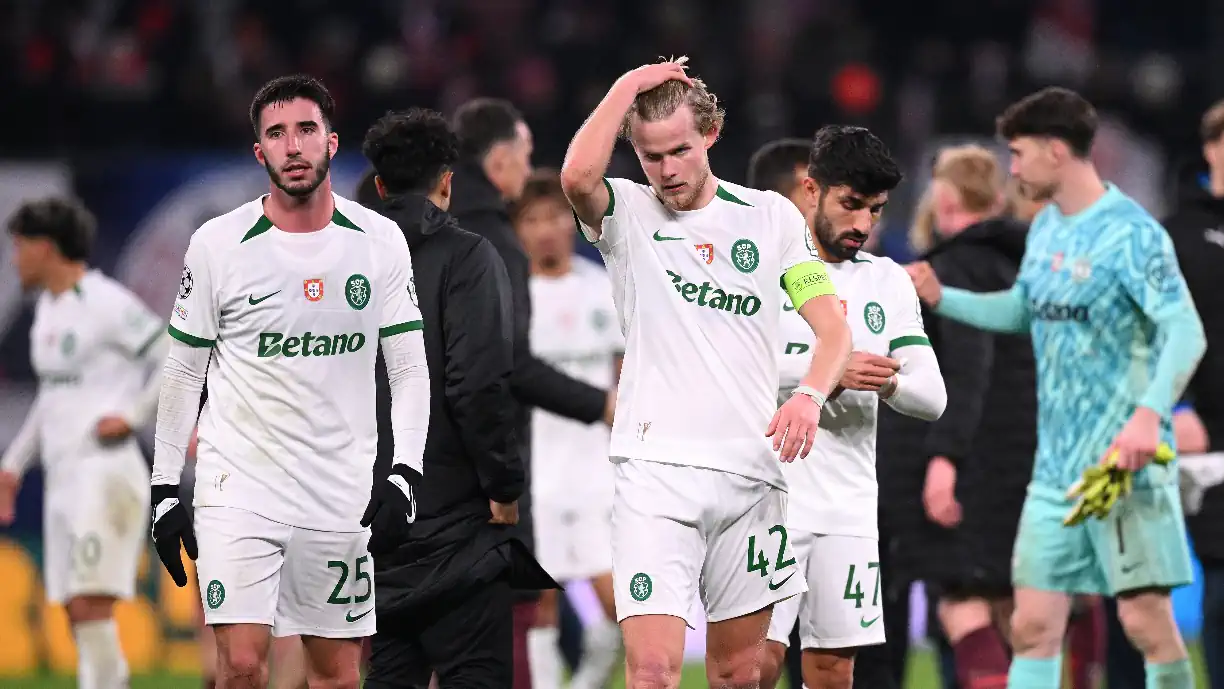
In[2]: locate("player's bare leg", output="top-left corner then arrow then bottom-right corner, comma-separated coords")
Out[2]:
621,614 -> 687,689
65,594 -> 129,688
1115,588 -> 1194,686
758,640 -> 787,689
1007,588 -> 1072,688
269,635 -> 308,689
939,597 -> 1010,688
528,588 -> 563,689
300,636 -> 363,689
570,572 -> 622,689
800,648 -> 855,689
213,623 -> 273,688
705,605 -> 772,688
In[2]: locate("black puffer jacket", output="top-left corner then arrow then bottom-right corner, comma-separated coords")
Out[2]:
877,217 -> 1038,589
1163,167 -> 1224,564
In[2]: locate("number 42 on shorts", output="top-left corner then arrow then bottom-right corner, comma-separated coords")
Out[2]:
746,524 -> 797,587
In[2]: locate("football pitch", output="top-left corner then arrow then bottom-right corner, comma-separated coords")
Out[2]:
2,644 -> 1209,688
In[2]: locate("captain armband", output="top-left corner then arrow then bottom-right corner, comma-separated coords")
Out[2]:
782,261 -> 837,310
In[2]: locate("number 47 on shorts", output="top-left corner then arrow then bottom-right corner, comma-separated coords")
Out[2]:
746,524 -> 797,586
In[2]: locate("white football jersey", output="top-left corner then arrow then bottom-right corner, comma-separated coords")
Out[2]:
28,270 -> 162,486
581,178 -> 822,488
168,193 -> 423,532
529,256 -> 623,509
777,253 -> 929,537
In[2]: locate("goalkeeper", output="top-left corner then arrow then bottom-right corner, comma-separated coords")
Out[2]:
908,87 -> 1206,689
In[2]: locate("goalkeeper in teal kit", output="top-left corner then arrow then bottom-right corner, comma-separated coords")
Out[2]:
908,87 -> 1207,689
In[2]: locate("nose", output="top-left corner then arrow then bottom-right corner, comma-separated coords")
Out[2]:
659,156 -> 678,180
852,208 -> 874,232
285,133 -> 303,156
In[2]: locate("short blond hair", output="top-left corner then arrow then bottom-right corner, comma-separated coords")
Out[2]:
908,189 -> 938,254
932,145 -> 1005,214
619,58 -> 725,139
1202,100 -> 1224,143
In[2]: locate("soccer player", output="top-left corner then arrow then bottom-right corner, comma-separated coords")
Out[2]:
514,171 -> 624,689
0,197 -> 166,688
749,130 -> 947,689
147,74 -> 430,689
560,58 -> 853,688
907,86 -> 1207,689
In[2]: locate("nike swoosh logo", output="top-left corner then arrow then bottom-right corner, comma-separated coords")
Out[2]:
860,615 -> 881,628
248,290 -> 281,306
783,303 -> 796,312
652,230 -> 684,241
768,572 -> 795,591
346,608 -> 373,623
1121,563 -> 1143,574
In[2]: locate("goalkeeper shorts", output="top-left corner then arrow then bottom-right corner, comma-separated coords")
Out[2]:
1012,482 -> 1193,596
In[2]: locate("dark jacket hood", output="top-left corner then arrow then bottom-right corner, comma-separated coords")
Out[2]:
379,193 -> 458,249
1170,158 -> 1224,219
922,216 -> 1028,265
448,160 -> 507,217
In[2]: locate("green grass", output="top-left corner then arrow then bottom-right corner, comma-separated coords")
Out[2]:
0,644 -> 1207,688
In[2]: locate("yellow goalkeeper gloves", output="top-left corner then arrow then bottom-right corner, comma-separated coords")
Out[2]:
1062,443 -> 1176,527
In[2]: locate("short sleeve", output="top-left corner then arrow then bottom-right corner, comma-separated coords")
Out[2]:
378,232 -> 425,338
577,177 -> 628,250
107,285 -> 164,357
776,195 -> 820,273
1115,221 -> 1194,321
887,265 -> 931,353
167,234 -> 219,348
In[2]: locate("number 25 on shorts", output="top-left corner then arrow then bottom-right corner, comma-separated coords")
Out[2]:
327,555 -> 372,605
746,525 -> 797,580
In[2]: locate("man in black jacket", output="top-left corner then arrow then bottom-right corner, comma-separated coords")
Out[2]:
449,97 -> 615,687
358,108 -> 556,689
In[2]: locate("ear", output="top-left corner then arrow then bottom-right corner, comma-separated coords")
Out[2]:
253,141 -> 266,166
327,131 -> 339,159
438,170 -> 454,201
374,176 -> 387,200
1204,142 -> 1217,169
703,122 -> 720,150
801,177 -> 823,207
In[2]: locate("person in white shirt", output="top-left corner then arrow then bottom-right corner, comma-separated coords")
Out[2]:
514,171 -> 624,689
748,130 -> 948,689
147,75 -> 430,689
560,57 -> 853,689
0,196 -> 167,689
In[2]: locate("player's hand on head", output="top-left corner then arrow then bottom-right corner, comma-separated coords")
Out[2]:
488,500 -> 519,525
1108,406 -> 1163,472
0,470 -> 19,526
150,483 -> 197,588
905,262 -> 943,307
768,393 -> 822,463
362,464 -> 421,554
619,58 -> 693,95
840,352 -> 900,392
95,415 -> 134,444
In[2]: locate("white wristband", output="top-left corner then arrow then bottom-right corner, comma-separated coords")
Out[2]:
791,385 -> 827,408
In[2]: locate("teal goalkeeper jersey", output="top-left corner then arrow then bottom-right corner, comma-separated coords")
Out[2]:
939,184 -> 1205,492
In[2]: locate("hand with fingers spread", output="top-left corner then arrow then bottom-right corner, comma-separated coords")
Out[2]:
616,57 -> 694,96
840,351 -> 901,393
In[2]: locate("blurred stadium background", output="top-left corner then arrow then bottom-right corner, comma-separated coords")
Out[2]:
1,0 -> 1222,685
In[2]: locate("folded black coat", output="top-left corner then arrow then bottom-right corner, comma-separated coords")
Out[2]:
369,192 -> 557,617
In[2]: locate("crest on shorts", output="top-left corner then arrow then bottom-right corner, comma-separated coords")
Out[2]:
629,572 -> 653,602
303,279 -> 324,302
206,579 -> 226,609
695,243 -> 715,265
346,273 -> 371,311
864,301 -> 886,334
731,239 -> 759,274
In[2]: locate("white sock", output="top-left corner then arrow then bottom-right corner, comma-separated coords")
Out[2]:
569,619 -> 622,689
527,626 -> 563,689
74,619 -> 129,689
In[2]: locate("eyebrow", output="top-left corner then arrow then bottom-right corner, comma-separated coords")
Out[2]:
263,120 -> 320,136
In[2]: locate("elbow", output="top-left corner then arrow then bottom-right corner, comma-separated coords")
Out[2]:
560,164 -> 599,199
920,385 -> 949,422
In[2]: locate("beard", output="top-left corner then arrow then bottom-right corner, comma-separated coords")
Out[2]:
266,154 -> 330,198
814,209 -> 868,261
1018,179 -> 1058,202
658,167 -> 711,211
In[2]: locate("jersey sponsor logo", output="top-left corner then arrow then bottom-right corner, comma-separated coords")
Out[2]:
666,269 -> 762,317
731,238 -> 760,273
784,342 -> 809,355
1032,301 -> 1090,323
179,265 -> 193,299
652,229 -> 683,242
863,301 -> 886,334
257,331 -> 367,358
248,290 -> 281,306
695,243 -> 715,264
345,273 -> 371,310
39,373 -> 81,386
304,279 -> 324,302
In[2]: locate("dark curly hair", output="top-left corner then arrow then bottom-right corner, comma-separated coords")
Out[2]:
807,125 -> 903,196
362,108 -> 460,195
996,87 -> 1097,158
7,197 -> 96,261
249,74 -> 335,140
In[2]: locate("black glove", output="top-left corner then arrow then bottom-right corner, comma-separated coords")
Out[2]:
151,483 -> 198,587
362,464 -> 421,554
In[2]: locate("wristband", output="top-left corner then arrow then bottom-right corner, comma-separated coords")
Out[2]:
791,385 -> 827,408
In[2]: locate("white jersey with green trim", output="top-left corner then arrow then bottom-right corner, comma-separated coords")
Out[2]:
580,177 -> 823,489
28,270 -> 162,485
777,253 -> 929,537
168,193 -> 423,531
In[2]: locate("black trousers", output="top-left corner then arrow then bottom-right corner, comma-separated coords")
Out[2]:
366,578 -> 514,689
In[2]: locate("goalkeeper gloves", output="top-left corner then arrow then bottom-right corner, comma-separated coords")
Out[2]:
150,483 -> 198,587
1063,443 -> 1176,527
362,464 -> 421,554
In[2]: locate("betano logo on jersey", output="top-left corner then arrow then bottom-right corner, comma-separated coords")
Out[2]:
666,269 -> 762,316
257,331 -> 367,358
1032,301 -> 1090,323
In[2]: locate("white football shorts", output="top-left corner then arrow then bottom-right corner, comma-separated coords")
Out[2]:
611,458 -> 807,627
767,531 -> 887,649
534,502 -> 613,582
193,506 -> 376,638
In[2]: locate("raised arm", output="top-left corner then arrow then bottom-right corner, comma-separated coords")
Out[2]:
560,60 -> 691,231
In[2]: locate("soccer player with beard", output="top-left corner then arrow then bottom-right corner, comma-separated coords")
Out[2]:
147,74 -> 430,689
561,58 -> 852,688
749,128 -> 947,689
908,87 -> 1206,689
